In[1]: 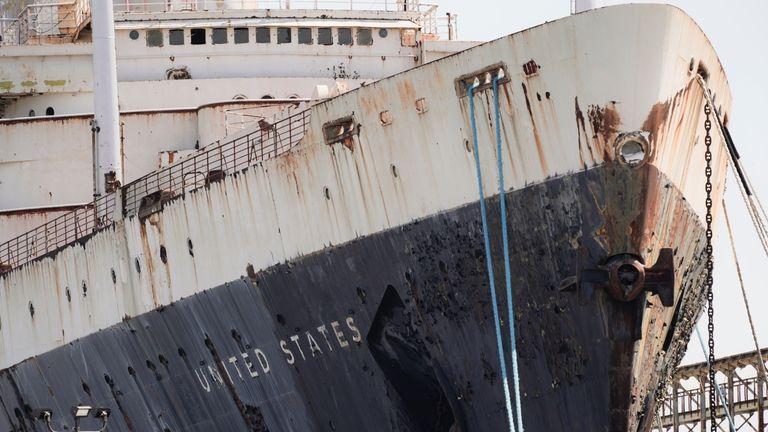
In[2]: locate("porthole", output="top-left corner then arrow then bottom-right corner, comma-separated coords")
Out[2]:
379,28 -> 388,38
614,133 -> 650,168
129,30 -> 139,40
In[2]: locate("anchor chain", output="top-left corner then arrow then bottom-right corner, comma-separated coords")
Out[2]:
703,102 -> 716,431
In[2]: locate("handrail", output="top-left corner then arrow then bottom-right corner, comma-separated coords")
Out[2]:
113,0 -> 436,13
0,0 -> 90,46
0,108 -> 311,275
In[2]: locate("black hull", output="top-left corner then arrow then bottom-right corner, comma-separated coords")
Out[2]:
0,164 -> 706,432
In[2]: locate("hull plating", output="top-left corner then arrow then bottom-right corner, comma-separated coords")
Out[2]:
0,164 -> 706,432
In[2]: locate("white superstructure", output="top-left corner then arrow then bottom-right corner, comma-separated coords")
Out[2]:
0,0 -> 473,241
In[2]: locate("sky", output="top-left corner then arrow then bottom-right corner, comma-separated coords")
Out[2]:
435,0 -> 768,366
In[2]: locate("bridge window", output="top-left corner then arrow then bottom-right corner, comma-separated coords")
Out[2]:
277,27 -> 291,44
356,28 -> 373,46
298,27 -> 312,45
338,28 -> 352,45
234,27 -> 249,44
212,28 -> 227,44
146,29 -> 163,47
401,28 -> 416,47
318,28 -> 332,45
169,29 -> 184,45
256,27 -> 270,43
191,28 -> 206,45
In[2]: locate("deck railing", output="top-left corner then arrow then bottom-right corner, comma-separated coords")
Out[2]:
113,0 -> 435,13
0,0 -> 90,46
0,108 -> 311,274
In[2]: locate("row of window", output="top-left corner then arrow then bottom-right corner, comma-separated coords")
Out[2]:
131,27 -> 414,48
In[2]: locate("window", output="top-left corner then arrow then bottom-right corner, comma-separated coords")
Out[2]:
298,27 -> 312,45
277,27 -> 291,44
400,28 -> 416,47
318,28 -> 332,45
356,28 -> 372,46
146,29 -> 163,47
129,30 -> 139,40
212,28 -> 227,44
191,28 -> 206,45
45,107 -> 54,116
338,28 -> 352,45
234,27 -> 248,44
169,29 -> 184,45
255,27 -> 270,43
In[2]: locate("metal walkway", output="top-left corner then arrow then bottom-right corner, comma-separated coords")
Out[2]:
657,348 -> 768,431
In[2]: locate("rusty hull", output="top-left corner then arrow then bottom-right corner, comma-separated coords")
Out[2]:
0,4 -> 732,431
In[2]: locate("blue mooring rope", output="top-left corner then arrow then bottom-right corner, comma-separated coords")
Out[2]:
467,80 -> 517,432
492,75 -> 525,432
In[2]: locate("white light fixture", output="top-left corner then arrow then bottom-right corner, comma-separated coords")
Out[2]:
72,405 -> 92,418
37,406 -> 111,432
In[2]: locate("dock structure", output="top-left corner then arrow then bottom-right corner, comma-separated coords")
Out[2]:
657,347 -> 768,431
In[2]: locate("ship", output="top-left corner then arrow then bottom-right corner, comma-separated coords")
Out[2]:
0,1 -> 732,431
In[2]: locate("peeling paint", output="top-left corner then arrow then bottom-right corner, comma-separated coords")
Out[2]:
43,79 -> 67,87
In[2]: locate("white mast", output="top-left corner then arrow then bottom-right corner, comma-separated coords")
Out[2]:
91,0 -> 122,195
573,0 -> 595,13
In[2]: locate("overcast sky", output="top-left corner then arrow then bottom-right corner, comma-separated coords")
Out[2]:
436,0 -> 768,365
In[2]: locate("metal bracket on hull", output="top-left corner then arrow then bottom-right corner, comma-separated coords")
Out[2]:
581,248 -> 675,306
454,62 -> 510,97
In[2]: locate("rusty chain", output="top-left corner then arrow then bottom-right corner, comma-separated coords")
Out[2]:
703,101 -> 716,431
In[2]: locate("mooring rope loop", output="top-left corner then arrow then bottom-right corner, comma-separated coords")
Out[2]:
467,80 -> 516,432
491,72 -> 524,432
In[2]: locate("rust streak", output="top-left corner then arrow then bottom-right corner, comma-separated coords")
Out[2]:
521,82 -> 549,174
574,97 -> 588,169
395,79 -> 416,110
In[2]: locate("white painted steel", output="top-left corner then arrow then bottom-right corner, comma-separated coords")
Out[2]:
92,0 -> 123,194
1,77 -> 357,118
0,5 -> 732,376
0,101 -> 296,214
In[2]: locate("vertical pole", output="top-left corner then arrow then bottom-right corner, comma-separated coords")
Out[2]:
727,372 -> 735,432
672,384 -> 679,432
91,0 -> 122,196
758,362 -> 765,431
